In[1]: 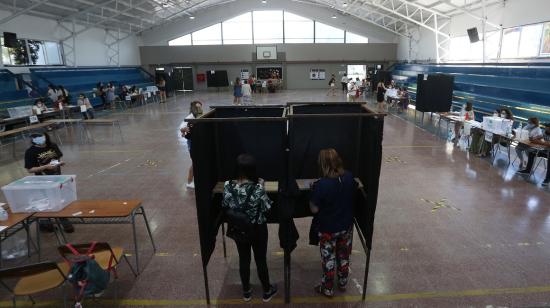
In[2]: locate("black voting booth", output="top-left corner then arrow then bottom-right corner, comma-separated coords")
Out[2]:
415,73 -> 455,113
187,103 -> 385,303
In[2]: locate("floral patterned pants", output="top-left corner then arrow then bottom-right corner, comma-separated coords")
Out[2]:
319,227 -> 353,292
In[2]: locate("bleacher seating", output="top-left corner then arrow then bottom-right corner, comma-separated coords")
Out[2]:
0,69 -> 34,117
392,63 -> 550,124
30,67 -> 154,107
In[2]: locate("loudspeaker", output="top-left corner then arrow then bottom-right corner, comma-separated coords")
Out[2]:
3,32 -> 17,48
467,27 -> 479,43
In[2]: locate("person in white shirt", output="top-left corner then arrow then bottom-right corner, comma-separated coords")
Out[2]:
347,78 -> 358,102
180,101 -> 203,189
515,117 -> 543,168
241,80 -> 252,104
341,74 -> 348,93
32,99 -> 47,115
77,93 -> 94,119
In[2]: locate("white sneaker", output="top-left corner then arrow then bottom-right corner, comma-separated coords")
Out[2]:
186,182 -> 195,189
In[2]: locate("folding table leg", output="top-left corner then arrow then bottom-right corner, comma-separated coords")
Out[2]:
221,224 -> 227,259
139,206 -> 157,252
131,213 -> 140,274
117,122 -> 124,143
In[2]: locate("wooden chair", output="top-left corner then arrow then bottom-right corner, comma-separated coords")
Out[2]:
0,261 -> 69,307
57,242 -> 137,278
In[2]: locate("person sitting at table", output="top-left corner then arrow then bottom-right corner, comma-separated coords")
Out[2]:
32,99 -> 47,115
398,87 -> 409,113
310,148 -> 357,298
515,117 -> 543,169
221,154 -> 278,302
516,123 -> 549,182
24,132 -> 74,233
77,93 -> 94,120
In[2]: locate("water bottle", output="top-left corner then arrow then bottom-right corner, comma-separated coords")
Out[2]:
0,207 -> 8,221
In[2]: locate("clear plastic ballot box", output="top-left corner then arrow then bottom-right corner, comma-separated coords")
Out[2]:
1,175 -> 77,213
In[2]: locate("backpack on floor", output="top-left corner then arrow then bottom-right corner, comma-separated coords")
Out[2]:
65,242 -> 111,302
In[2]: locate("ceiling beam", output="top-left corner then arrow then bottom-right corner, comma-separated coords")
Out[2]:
70,0 -> 156,24
0,0 -> 52,26
436,0 -> 501,29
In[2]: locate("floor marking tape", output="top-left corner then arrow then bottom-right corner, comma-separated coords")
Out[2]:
4,285 -> 550,306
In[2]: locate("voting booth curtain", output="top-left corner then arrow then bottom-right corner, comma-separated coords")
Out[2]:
188,103 -> 385,303
415,73 -> 455,113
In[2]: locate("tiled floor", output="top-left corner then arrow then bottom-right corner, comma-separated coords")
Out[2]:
0,90 -> 549,307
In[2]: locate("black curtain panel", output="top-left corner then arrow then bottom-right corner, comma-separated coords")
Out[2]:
416,73 -> 455,113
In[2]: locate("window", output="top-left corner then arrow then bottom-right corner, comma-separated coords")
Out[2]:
542,22 -> 550,56
253,11 -> 283,44
484,31 -> 500,59
315,22 -> 344,43
192,23 -> 222,45
169,34 -> 191,46
518,23 -> 543,57
223,13 -> 253,44
449,36 -> 470,60
44,41 -> 63,64
1,37 -> 63,65
501,27 -> 521,58
284,12 -> 313,43
346,32 -> 368,43
165,10 -> 367,46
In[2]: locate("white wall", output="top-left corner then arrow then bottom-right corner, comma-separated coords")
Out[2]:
139,0 -> 398,45
0,9 -> 141,72
398,0 -> 550,62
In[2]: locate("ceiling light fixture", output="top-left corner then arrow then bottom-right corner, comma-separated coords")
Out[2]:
189,16 -> 195,19
261,0 -> 267,3
331,15 -> 337,19
343,2 -> 348,7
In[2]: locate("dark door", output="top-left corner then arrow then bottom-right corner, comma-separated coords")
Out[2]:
173,67 -> 194,91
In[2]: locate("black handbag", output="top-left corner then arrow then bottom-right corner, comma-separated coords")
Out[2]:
225,184 -> 257,243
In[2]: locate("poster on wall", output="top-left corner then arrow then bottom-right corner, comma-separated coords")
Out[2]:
309,69 -> 326,80
240,69 -> 250,80
541,22 -> 550,56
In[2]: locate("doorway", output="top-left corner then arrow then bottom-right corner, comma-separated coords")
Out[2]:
347,65 -> 367,82
173,67 -> 194,92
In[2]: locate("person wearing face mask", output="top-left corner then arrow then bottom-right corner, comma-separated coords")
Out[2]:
517,124 -> 550,186
24,132 -> 75,233
515,117 -> 543,169
180,101 -> 203,189
32,99 -> 47,115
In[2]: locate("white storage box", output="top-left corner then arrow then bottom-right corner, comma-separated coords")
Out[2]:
482,117 -> 513,134
7,106 -> 33,118
1,175 -> 76,213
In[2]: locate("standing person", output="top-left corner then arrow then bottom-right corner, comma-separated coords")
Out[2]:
180,101 -> 203,189
96,82 -> 106,107
347,79 -> 358,102
310,148 -> 357,298
326,74 -> 337,96
340,74 -> 348,93
24,132 -> 74,233
157,77 -> 166,103
222,154 -> 278,302
242,80 -> 252,104
57,85 -> 69,105
376,81 -> 386,111
77,93 -> 94,119
47,85 -> 58,104
233,78 -> 243,105
106,83 -> 116,109
515,117 -> 543,168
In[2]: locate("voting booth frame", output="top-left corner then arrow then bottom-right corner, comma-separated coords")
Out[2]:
186,103 -> 385,304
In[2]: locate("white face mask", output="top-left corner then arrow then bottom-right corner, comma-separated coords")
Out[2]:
501,113 -> 506,118
32,136 -> 46,145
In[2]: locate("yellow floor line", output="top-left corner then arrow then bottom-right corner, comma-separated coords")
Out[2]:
4,285 -> 550,306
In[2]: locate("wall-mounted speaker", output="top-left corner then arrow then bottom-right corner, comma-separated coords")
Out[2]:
467,27 -> 479,43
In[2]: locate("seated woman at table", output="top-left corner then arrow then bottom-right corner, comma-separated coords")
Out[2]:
517,124 -> 550,185
398,87 -> 409,113
24,132 -> 74,233
221,154 -> 278,302
479,108 -> 515,157
515,117 -> 543,169
32,99 -> 47,115
310,148 -> 357,298
77,93 -> 94,119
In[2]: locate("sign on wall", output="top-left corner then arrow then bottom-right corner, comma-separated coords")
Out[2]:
310,69 -> 326,80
